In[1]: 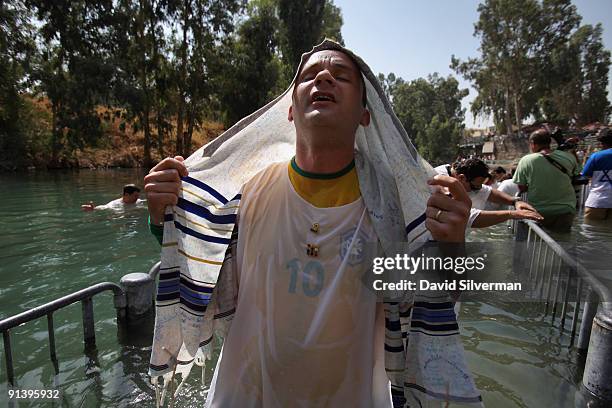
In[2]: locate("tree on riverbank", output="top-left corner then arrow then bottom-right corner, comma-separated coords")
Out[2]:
379,73 -> 468,166
0,1 -> 38,168
452,0 -> 610,135
1,0 -> 343,170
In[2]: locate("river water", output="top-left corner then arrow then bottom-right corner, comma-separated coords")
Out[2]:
0,169 -> 609,407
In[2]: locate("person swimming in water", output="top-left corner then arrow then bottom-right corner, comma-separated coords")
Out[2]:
81,184 -> 144,211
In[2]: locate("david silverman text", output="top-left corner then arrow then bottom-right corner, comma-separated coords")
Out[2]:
372,279 -> 522,291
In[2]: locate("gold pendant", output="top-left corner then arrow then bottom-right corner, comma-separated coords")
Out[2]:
306,244 -> 319,257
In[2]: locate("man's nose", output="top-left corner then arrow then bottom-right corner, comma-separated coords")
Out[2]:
314,69 -> 334,85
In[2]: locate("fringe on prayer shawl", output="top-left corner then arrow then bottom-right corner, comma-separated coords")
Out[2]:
149,39 -> 482,407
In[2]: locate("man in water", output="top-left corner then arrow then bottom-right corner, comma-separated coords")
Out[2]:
81,184 -> 143,211
514,129 -> 579,232
582,128 -> 612,221
145,48 -> 474,406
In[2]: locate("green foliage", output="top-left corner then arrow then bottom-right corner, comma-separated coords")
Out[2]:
216,1 -> 280,126
0,0 -> 38,169
277,0 -> 343,85
383,73 -> 468,165
539,24 -> 611,124
0,0 -> 346,169
453,0 -> 610,133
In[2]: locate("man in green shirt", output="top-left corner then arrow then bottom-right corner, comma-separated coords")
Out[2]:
513,129 -> 580,232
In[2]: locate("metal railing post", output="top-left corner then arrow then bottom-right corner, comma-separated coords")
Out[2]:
577,290 -> 599,351
582,312 -> 612,401
0,281 -> 125,382
3,330 -> 14,386
47,313 -> 59,375
570,278 -> 583,347
82,297 -> 95,347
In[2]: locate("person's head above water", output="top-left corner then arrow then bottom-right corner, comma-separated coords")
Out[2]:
122,184 -> 141,204
451,158 -> 491,192
288,48 -> 370,163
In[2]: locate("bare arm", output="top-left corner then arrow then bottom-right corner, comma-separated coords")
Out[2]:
471,209 -> 543,228
488,188 -> 516,205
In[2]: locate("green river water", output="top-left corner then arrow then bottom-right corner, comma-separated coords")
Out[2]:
0,169 -> 609,407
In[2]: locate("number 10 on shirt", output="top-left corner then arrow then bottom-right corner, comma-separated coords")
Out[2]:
287,258 -> 325,297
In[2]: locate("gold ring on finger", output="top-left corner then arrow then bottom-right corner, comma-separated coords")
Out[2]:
435,209 -> 443,222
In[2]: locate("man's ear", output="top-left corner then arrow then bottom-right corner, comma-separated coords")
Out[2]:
288,106 -> 293,122
359,109 -> 370,127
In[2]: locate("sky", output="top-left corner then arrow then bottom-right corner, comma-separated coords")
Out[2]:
333,0 -> 612,128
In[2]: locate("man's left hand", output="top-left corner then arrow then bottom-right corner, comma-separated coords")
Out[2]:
425,175 -> 472,242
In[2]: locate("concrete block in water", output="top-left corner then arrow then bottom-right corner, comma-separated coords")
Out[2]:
120,272 -> 155,318
582,314 -> 612,402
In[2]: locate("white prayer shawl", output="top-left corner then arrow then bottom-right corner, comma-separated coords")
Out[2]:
149,40 -> 482,407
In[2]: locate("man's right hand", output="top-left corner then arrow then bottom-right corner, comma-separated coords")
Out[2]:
144,156 -> 189,225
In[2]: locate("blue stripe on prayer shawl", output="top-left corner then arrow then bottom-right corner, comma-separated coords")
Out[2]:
157,285 -> 179,295
405,212 -> 426,235
410,320 -> 459,332
411,308 -> 456,321
150,363 -> 168,371
384,344 -> 404,353
413,301 -> 455,310
214,308 -> 235,319
231,193 -> 242,201
411,314 -> 457,323
182,176 -> 229,204
158,278 -> 179,287
180,276 -> 214,293
157,292 -> 180,302
179,287 -> 212,304
199,336 -> 214,347
177,197 -> 237,224
164,213 -> 174,222
158,270 -> 180,280
180,297 -> 207,312
157,278 -> 179,293
173,220 -> 231,245
385,318 -> 401,331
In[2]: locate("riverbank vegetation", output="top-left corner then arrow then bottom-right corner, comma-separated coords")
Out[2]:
452,0 -> 611,136
0,0 -> 345,170
0,0 -> 609,170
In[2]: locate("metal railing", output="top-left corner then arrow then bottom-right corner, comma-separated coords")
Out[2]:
514,219 -> 612,401
0,282 -> 126,386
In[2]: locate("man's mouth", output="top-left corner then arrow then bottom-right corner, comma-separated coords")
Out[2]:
311,92 -> 336,104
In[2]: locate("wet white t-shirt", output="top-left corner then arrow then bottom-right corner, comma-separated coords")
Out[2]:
205,163 -> 391,408
96,198 -> 145,210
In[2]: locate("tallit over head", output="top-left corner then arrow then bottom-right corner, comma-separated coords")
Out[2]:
149,39 -> 481,407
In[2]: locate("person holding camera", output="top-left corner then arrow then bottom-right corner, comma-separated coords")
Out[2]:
513,129 -> 580,232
